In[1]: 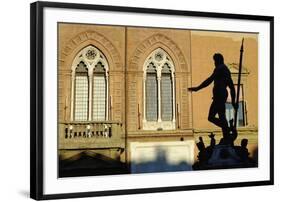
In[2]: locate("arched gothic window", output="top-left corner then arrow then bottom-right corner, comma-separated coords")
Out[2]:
70,45 -> 109,122
143,48 -> 176,130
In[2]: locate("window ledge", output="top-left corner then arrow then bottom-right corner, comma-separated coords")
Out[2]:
143,121 -> 176,130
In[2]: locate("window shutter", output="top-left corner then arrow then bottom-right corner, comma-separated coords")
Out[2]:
93,75 -> 106,120
161,73 -> 173,121
74,75 -> 88,121
146,73 -> 158,121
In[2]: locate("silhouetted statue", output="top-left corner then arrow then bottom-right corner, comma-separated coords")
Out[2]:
205,133 -> 216,160
191,41 -> 257,170
188,53 -> 237,143
235,139 -> 250,162
209,132 -> 216,148
196,137 -> 207,164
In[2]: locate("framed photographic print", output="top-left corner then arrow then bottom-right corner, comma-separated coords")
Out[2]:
30,1 -> 274,200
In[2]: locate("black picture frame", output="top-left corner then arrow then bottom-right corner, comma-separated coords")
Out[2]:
30,1 -> 274,200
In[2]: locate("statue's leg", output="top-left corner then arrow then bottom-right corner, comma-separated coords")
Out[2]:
218,109 -> 229,139
208,101 -> 223,128
209,100 -> 230,143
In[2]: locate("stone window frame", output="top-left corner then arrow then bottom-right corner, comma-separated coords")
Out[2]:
143,48 -> 176,130
70,45 -> 109,121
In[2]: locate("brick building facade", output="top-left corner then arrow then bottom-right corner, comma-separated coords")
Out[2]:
58,23 -> 258,175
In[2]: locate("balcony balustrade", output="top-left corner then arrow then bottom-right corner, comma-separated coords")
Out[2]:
59,121 -> 125,149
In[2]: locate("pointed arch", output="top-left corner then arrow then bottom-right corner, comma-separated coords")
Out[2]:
60,30 -> 122,71
130,33 -> 189,73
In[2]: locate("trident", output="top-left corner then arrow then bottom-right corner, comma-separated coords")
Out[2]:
234,38 -> 244,129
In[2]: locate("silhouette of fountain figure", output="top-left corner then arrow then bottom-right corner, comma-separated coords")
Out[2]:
188,53 -> 237,144
196,137 -> 207,165
235,139 -> 250,162
193,134 -> 256,170
209,132 -> 216,147
189,51 -> 257,170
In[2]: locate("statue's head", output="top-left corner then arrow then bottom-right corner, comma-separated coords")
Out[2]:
213,53 -> 224,67
241,139 -> 248,148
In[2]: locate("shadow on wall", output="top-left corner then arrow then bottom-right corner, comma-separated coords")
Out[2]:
59,151 -> 129,178
251,147 -> 258,166
131,147 -> 193,174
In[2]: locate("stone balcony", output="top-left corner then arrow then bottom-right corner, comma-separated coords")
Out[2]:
59,121 -> 125,150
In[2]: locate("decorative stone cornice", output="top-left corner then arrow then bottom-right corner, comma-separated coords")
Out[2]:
227,63 -> 250,75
